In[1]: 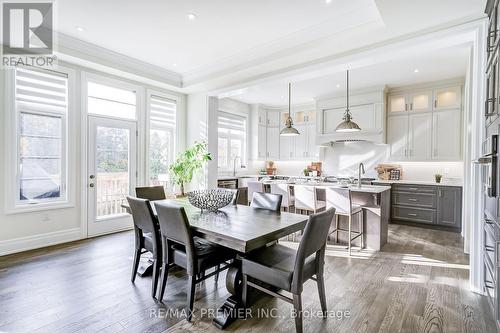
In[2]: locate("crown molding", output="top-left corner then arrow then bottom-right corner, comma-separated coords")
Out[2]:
55,33 -> 183,88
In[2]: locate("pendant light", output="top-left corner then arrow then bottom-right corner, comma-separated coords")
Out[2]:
280,82 -> 300,136
335,70 -> 361,132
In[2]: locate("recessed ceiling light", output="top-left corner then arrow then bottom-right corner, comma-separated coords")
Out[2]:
75,26 -> 84,32
172,63 -> 178,67
187,13 -> 197,21
414,69 -> 419,73
336,84 -> 341,88
325,0 -> 332,3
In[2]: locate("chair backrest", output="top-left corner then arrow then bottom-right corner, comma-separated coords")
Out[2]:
247,181 -> 264,203
324,187 -> 352,215
294,185 -> 318,211
135,186 -> 166,201
270,183 -> 292,207
126,196 -> 158,234
291,208 -> 335,293
250,192 -> 283,212
154,202 -> 197,274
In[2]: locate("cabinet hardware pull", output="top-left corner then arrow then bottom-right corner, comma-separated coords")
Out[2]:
485,280 -> 495,289
485,245 -> 495,252
410,103 -> 413,110
408,187 -> 418,190
408,198 -> 418,201
434,100 -> 437,108
405,104 -> 408,111
485,219 -> 494,225
408,213 -> 418,217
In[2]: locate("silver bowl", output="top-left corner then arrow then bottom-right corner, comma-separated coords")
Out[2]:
187,189 -> 234,212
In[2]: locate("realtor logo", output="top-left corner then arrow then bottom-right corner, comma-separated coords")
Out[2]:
2,1 -> 56,67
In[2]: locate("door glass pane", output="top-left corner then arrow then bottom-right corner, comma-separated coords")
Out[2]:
95,126 -> 130,218
412,94 -> 429,110
87,82 -> 136,120
436,90 -> 458,108
390,96 -> 406,112
149,128 -> 173,186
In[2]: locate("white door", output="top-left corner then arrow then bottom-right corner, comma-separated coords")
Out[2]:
387,115 -> 409,161
87,116 -> 137,236
408,113 -> 432,160
432,109 -> 462,160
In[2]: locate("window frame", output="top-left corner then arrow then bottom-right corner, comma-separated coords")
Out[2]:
5,65 -> 75,214
217,111 -> 248,172
145,89 -> 180,190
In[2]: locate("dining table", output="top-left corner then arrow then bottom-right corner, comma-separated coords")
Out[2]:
123,199 -> 309,329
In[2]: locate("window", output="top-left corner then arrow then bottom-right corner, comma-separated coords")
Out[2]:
87,81 -> 136,120
148,94 -> 176,186
218,112 -> 247,170
15,67 -> 68,205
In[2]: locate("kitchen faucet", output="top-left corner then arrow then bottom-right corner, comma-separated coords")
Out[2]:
358,162 -> 366,188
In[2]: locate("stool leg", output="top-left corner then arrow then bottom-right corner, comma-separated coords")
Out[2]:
360,211 -> 364,249
335,215 -> 339,244
348,215 -> 352,256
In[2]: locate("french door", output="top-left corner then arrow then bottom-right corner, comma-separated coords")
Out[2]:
87,116 -> 137,236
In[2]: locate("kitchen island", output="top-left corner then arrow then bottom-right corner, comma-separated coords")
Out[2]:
259,180 -> 392,251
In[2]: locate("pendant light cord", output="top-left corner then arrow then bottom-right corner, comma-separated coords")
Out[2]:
288,82 -> 291,117
346,70 -> 349,110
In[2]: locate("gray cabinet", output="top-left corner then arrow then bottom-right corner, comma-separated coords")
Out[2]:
437,187 -> 462,228
379,183 -> 462,230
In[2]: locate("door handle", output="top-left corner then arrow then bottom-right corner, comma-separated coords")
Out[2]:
407,213 -> 418,217
408,198 -> 418,202
89,175 -> 95,179
89,183 -> 95,188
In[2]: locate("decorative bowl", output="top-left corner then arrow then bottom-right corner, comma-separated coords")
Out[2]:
187,189 -> 234,212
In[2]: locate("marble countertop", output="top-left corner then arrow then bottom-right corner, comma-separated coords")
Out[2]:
260,180 -> 391,194
372,179 -> 463,187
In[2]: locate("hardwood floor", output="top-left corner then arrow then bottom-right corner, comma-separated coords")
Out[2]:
0,224 -> 496,333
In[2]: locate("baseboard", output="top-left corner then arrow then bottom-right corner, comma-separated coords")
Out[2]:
0,227 -> 83,256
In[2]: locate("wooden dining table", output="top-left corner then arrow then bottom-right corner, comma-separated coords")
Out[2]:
123,199 -> 309,329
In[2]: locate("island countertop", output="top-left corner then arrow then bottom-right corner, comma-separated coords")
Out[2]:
260,180 -> 391,194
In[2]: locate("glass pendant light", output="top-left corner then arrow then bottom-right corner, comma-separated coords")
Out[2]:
280,83 -> 300,136
335,70 -> 361,132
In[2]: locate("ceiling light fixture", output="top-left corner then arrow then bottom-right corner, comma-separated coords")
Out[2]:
335,70 -> 361,132
280,83 -> 300,137
187,13 -> 197,20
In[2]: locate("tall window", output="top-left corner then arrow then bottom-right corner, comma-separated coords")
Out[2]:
15,67 -> 68,204
87,81 -> 136,120
148,94 -> 176,186
218,112 -> 247,170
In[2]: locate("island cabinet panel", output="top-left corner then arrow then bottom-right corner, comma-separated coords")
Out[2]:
384,183 -> 462,231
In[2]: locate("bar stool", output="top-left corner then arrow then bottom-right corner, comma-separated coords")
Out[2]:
270,183 -> 294,212
293,185 -> 326,214
247,181 -> 264,205
324,187 -> 364,256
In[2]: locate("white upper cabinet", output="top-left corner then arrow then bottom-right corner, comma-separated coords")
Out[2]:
388,94 -> 407,113
433,86 -> 461,110
257,124 -> 267,159
307,121 -> 318,158
409,91 -> 432,112
294,124 -> 308,158
432,109 -> 462,160
258,108 -> 267,126
408,113 -> 432,160
387,115 -> 409,160
266,110 -> 281,127
266,127 -> 280,159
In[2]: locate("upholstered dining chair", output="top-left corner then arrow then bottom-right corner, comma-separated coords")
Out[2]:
135,186 -> 166,201
270,183 -> 294,212
154,202 -> 235,321
250,192 -> 282,212
247,181 -> 265,205
241,208 -> 336,333
126,196 -> 162,299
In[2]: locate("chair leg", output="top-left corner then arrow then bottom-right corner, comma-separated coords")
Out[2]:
360,211 -> 364,249
241,274 -> 248,309
335,215 -> 339,244
317,274 -> 327,317
187,275 -> 196,322
151,257 -> 160,299
215,264 -> 220,282
348,215 -> 352,256
131,247 -> 141,283
158,261 -> 169,301
292,294 -> 303,333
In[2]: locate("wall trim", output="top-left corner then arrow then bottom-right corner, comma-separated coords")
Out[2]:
0,228 -> 83,256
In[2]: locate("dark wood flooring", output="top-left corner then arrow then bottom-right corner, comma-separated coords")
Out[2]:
0,224 -> 496,333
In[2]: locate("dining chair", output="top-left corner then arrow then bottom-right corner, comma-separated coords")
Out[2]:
126,196 -> 162,298
325,187 -> 364,256
241,208 -> 336,333
154,202 -> 235,321
270,183 -> 294,212
135,186 -> 166,201
247,181 -> 265,205
250,192 -> 282,212
294,185 -> 326,214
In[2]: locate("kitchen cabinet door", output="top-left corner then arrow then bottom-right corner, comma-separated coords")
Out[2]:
266,110 -> 280,127
350,104 -> 376,131
266,127 -> 280,159
307,123 -> 318,158
294,124 -> 307,159
434,86 -> 462,110
387,115 -> 409,160
258,109 -> 267,125
279,135 -> 294,160
257,124 -> 267,159
408,113 -> 432,160
409,91 -> 432,112
432,109 -> 462,160
322,107 -> 344,133
437,187 -> 462,228
388,94 -> 407,114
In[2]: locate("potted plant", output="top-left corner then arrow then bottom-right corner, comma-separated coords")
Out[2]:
169,141 -> 212,196
435,173 -> 443,183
